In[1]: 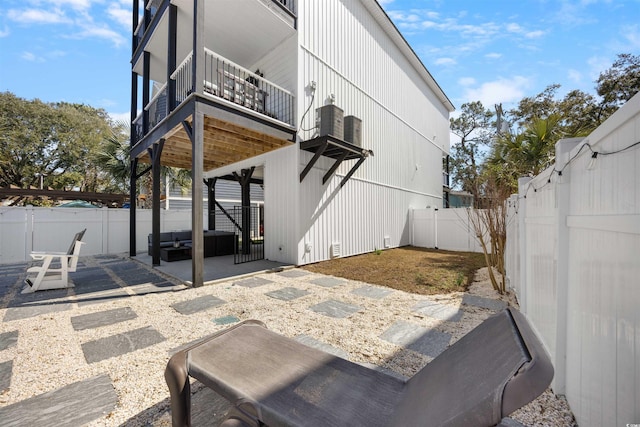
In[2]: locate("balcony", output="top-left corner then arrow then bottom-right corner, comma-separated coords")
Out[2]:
134,48 -> 295,142
443,172 -> 450,187
134,0 -> 295,53
133,0 -> 165,51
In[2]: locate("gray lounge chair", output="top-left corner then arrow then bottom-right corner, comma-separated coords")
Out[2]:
165,307 -> 553,427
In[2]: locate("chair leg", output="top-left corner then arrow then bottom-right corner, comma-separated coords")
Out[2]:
22,257 -> 53,293
165,350 -> 192,427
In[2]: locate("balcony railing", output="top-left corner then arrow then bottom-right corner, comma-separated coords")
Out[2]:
134,49 -> 295,142
145,82 -> 168,130
172,48 -> 295,127
172,54 -> 192,104
273,0 -> 296,16
132,113 -> 144,144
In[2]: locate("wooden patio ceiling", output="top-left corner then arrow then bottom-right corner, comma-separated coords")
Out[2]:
139,115 -> 293,171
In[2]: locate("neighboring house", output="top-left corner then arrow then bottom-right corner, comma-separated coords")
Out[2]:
162,179 -> 263,215
130,0 -> 454,286
445,191 -> 474,208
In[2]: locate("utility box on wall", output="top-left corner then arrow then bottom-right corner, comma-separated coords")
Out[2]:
317,105 -> 344,139
344,115 -> 362,146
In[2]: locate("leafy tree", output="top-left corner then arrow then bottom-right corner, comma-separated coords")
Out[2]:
449,101 -> 495,205
508,84 -> 599,137
508,84 -> 561,129
0,92 -> 113,192
596,53 -> 640,120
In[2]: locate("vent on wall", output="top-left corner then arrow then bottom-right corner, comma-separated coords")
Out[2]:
331,242 -> 341,258
384,236 -> 391,248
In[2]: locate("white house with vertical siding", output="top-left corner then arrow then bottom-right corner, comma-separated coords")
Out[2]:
130,0 -> 453,284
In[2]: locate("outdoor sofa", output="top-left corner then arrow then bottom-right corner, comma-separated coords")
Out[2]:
148,230 -> 236,257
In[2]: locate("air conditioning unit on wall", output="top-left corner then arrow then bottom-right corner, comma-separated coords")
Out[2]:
317,105 -> 344,139
344,115 -> 362,146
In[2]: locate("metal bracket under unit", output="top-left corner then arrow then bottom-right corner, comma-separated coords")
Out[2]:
299,135 -> 373,187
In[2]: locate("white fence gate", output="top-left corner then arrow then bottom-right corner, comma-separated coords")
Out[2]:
506,93 -> 640,426
411,207 -> 484,253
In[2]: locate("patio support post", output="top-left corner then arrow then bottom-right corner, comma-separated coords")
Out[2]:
129,64 -> 139,257
191,110 -> 204,287
129,157 -> 138,257
142,51 -> 150,135
149,139 -> 165,266
167,4 -> 177,113
188,0 -> 205,288
207,177 -> 217,230
234,167 -> 254,255
132,0 -> 139,51
143,0 -> 150,31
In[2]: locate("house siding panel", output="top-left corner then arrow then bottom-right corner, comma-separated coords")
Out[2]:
264,146 -> 299,264
293,0 -> 449,264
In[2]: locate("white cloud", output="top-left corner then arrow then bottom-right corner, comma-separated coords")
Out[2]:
485,52 -> 502,59
567,69 -> 583,84
37,0 -> 92,11
620,24 -> 640,50
462,76 -> 531,106
108,111 -> 130,123
21,51 -> 45,62
0,27 -> 9,37
587,55 -> 610,80
435,57 -> 456,66
525,30 -> 546,39
48,50 -> 67,58
458,77 -> 476,86
7,8 -> 71,24
506,23 -> 523,33
74,24 -> 127,47
6,1 -> 130,48
108,3 -> 132,29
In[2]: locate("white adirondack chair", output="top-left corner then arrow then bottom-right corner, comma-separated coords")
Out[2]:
22,229 -> 86,294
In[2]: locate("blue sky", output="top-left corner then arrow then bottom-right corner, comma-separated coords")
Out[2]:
1,0 -> 639,123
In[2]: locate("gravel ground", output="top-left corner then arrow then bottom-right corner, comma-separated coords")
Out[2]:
0,258 -> 576,426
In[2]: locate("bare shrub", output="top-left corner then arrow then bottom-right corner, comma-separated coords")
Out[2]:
467,183 -> 509,294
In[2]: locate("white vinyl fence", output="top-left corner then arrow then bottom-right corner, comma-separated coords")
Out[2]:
411,207 -> 484,253
506,93 -> 640,426
0,207 -> 203,264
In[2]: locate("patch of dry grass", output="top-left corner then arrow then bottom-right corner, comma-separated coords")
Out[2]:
302,246 -> 486,295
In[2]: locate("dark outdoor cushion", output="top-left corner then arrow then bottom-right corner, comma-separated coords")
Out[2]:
149,232 -> 174,244
172,231 -> 192,242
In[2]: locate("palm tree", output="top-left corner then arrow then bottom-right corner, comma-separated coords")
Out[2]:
486,115 -> 561,192
95,121 -> 131,193
95,121 -> 192,205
